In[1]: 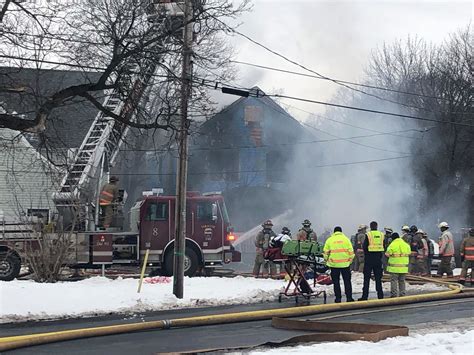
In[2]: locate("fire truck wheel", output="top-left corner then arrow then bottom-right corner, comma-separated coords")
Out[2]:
164,247 -> 199,277
0,252 -> 21,281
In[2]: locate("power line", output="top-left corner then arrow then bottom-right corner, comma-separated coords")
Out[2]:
267,93 -> 474,128
0,151 -> 442,176
0,54 -> 106,71
228,29 -> 469,116
231,60 -> 450,102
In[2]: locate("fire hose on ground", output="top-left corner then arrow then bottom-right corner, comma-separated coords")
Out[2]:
0,276 -> 472,352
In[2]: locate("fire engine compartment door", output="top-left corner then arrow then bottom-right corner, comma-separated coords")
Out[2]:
140,199 -> 172,261
190,199 -> 224,253
91,234 -> 113,264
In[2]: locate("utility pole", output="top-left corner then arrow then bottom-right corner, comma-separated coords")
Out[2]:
173,0 -> 194,299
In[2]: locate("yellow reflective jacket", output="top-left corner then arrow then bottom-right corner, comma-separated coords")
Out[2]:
385,238 -> 411,274
323,232 -> 354,268
367,230 -> 385,252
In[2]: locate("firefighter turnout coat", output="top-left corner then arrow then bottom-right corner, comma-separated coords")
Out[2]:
386,238 -> 411,273
438,230 -> 455,257
323,231 -> 355,268
460,234 -> 474,261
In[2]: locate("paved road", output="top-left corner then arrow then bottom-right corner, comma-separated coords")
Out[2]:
2,298 -> 473,354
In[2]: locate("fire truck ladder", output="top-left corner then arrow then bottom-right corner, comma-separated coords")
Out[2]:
52,1 -> 185,227
53,60 -> 157,205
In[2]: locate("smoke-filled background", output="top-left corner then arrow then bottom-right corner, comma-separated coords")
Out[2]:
217,1 -> 473,243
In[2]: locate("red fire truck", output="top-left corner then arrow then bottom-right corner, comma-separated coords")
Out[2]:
0,191 -> 240,281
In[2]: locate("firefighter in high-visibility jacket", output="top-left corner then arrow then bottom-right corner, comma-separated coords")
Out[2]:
459,228 -> 474,285
323,226 -> 355,303
359,221 -> 385,300
99,176 -> 119,228
385,232 -> 411,297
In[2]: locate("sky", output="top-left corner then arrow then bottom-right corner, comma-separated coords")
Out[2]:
213,0 -> 472,120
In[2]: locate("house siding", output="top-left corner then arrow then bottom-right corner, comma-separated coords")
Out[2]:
0,130 -> 60,221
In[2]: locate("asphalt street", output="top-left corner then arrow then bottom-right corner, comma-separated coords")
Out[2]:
2,297 -> 473,354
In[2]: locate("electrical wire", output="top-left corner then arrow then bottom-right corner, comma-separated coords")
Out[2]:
231,60 -> 450,102
227,29 -> 470,116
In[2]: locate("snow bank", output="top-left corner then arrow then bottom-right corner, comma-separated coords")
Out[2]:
0,273 -> 445,323
0,276 -> 285,323
245,330 -> 474,354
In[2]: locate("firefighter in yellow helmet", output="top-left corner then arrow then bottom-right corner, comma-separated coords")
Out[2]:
359,221 -> 385,300
323,226 -> 355,303
99,176 -> 119,228
385,232 -> 411,297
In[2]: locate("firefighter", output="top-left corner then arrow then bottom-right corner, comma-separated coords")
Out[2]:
459,228 -> 474,285
323,226 -> 355,303
99,175 -> 120,228
382,227 -> 393,272
423,231 -> 435,275
359,221 -> 385,301
415,229 -> 428,276
385,232 -> 410,297
355,224 -> 367,272
437,221 -> 454,277
296,219 -> 317,242
401,225 -> 410,243
408,225 -> 420,274
271,227 -> 292,248
253,220 -> 277,277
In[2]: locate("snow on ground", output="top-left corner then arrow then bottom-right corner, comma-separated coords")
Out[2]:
0,272 -> 446,323
0,276 -> 285,323
243,330 -> 474,355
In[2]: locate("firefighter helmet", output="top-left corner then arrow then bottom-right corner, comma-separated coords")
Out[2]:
410,225 -> 418,233
469,228 -> 474,236
401,225 -> 410,232
262,219 -> 273,227
282,227 -> 291,235
358,224 -> 367,231
302,219 -> 311,227
384,227 -> 393,234
438,221 -> 449,229
415,229 -> 424,235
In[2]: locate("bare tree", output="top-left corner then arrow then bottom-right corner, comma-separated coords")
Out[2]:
367,27 -> 474,223
0,0 -> 249,134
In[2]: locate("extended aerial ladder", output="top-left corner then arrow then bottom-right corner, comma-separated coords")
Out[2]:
52,1 -> 185,230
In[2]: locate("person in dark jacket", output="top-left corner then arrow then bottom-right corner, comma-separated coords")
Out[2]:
358,221 -> 385,301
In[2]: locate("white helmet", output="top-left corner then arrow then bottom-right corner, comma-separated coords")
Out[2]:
438,221 -> 449,229
401,225 -> 410,232
415,229 -> 424,234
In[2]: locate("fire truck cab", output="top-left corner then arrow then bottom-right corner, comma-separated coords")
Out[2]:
125,191 -> 240,275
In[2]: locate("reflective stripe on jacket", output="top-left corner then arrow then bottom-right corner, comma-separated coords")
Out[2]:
438,230 -> 454,256
323,231 -> 354,268
99,185 -> 116,206
367,230 -> 385,252
460,236 -> 474,261
386,238 -> 411,273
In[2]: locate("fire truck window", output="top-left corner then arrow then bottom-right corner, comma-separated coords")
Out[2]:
145,202 -> 168,221
197,202 -> 213,221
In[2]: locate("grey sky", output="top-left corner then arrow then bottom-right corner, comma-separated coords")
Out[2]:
214,0 -> 472,119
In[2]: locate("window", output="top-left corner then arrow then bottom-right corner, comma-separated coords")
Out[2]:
145,202 -> 168,221
27,209 -> 50,222
197,202 -> 214,222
